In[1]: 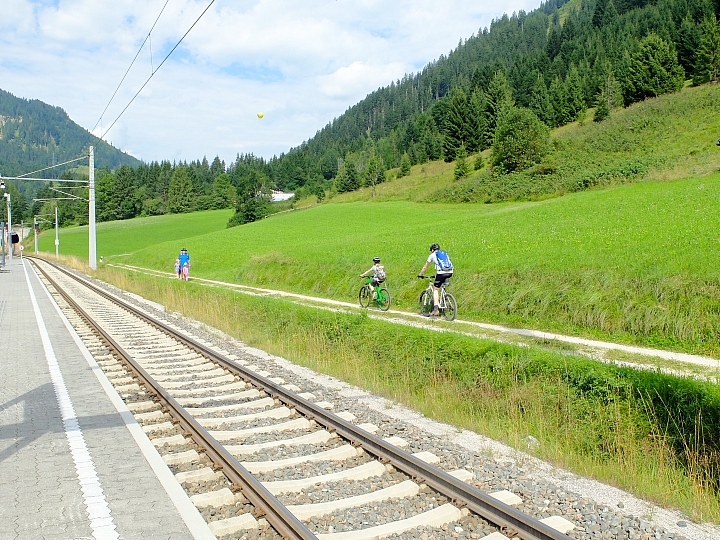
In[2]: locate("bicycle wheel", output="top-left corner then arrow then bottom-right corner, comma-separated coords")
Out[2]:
440,292 -> 457,321
358,286 -> 371,308
419,290 -> 433,316
377,288 -> 391,311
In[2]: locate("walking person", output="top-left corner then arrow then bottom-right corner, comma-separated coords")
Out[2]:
177,248 -> 190,280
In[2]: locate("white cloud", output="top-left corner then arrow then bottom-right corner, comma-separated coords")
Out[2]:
0,0 -> 542,164
318,61 -> 407,100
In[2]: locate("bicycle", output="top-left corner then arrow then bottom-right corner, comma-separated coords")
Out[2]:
359,277 -> 391,311
418,276 -> 457,321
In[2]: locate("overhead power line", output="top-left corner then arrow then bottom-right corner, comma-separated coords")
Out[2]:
99,0 -> 218,141
15,156 -> 89,178
12,0 -> 216,180
91,0 -> 171,135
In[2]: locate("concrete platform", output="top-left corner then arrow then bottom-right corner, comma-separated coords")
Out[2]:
0,258 -> 215,539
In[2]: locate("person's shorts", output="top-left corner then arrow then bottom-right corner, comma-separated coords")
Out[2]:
434,273 -> 452,288
371,278 -> 385,288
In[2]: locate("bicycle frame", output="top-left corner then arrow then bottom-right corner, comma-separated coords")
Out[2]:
423,280 -> 449,307
364,276 -> 383,295
359,277 -> 391,311
419,276 -> 456,321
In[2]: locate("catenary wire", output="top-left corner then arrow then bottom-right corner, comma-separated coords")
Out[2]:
16,156 -> 89,178
99,0 -> 217,141
13,0 -> 215,180
90,0 -> 171,135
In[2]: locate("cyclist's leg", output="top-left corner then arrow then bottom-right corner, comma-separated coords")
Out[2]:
432,273 -> 451,314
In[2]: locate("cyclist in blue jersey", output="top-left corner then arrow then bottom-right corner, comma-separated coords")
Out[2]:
418,243 -> 453,316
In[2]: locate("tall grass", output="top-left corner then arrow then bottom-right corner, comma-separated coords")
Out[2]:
79,264 -> 720,523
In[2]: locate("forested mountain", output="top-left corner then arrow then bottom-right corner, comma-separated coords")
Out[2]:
6,0 -> 720,231
0,88 -> 140,176
268,0 -> 720,195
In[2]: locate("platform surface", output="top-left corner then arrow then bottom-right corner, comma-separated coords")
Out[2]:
0,258 -> 208,539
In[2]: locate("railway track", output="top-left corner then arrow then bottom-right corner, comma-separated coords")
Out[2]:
30,257 -> 576,540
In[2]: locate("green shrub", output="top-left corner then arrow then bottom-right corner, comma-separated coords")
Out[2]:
490,107 -> 551,174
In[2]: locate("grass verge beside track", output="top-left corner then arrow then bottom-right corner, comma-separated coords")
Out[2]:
60,259 -> 720,524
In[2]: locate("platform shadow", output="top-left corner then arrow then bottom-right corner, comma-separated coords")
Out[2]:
0,382 -> 127,463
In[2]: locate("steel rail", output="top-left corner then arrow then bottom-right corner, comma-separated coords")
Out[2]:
34,258 -> 572,540
31,259 -> 317,540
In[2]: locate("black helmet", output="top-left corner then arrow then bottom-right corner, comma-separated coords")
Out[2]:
373,257 -> 381,263
430,243 -> 440,252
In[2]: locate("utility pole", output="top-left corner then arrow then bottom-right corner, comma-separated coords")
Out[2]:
88,146 -> 96,270
34,217 -> 38,254
4,192 -> 11,262
55,206 -> 59,257
1,221 -> 4,268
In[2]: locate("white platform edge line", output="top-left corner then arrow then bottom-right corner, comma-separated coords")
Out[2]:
23,261 -> 119,540
28,261 -> 216,540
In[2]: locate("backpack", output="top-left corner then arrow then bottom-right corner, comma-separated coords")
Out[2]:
375,264 -> 386,281
435,250 -> 453,272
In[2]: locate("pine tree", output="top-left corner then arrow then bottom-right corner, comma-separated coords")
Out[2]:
336,161 -> 360,192
594,91 -> 610,122
602,0 -> 618,27
443,88 -> 469,161
454,144 -> 470,181
474,154 -> 485,170
693,15 -> 720,85
627,34 -> 685,102
565,66 -> 586,121
467,90 -> 485,152
168,165 -> 194,214
113,165 -> 138,219
593,0 -> 608,28
678,16 -> 702,76
549,76 -> 568,127
484,71 -> 515,147
529,73 -> 552,125
603,69 -> 625,109
399,153 -> 411,177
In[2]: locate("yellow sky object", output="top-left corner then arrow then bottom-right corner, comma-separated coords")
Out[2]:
257,112 -> 264,118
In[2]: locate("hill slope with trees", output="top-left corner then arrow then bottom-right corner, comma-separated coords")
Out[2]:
269,0 -> 720,194
5,0 -> 720,231
0,88 -> 140,178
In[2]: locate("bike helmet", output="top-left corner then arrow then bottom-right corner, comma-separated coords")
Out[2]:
373,257 -> 381,263
430,243 -> 440,252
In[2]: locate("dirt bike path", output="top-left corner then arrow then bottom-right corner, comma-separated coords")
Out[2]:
110,263 -> 719,374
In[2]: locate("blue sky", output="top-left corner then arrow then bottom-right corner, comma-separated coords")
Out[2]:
0,0 -> 541,164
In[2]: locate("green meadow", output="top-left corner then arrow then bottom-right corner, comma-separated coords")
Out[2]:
37,208 -> 233,261
39,171 -> 720,355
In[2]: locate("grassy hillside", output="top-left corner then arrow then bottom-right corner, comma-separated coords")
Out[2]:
36,209 -> 233,261
37,84 -> 720,355
39,170 -> 720,355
